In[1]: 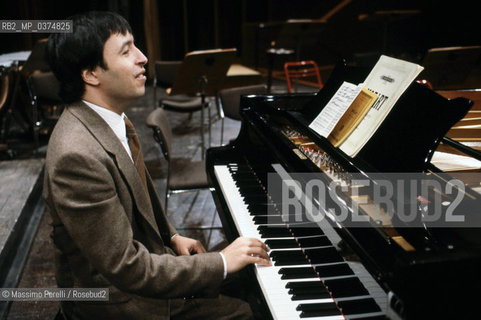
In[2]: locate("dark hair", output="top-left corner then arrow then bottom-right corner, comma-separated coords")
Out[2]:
46,11 -> 132,103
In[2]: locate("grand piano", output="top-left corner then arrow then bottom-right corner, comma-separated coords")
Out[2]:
206,62 -> 481,320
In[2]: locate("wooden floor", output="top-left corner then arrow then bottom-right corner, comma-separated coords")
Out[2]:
2,80 -> 287,319
0,159 -> 44,256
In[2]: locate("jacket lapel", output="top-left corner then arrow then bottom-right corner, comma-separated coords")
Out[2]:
67,102 -> 163,241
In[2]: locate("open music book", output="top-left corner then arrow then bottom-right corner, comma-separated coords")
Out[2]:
310,55 -> 424,157
308,82 -> 377,147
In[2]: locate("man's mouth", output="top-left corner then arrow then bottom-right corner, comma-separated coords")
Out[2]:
135,69 -> 146,81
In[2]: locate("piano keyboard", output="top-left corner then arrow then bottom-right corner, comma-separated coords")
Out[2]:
214,162 -> 387,320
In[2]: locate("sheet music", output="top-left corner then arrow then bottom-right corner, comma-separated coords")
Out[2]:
339,55 -> 424,157
431,151 -> 481,171
309,81 -> 362,138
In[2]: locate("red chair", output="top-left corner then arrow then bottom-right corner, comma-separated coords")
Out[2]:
284,60 -> 323,93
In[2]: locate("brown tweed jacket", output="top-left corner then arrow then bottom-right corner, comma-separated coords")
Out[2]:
42,102 -> 224,319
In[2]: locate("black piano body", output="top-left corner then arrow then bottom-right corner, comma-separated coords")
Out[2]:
206,63 -> 481,319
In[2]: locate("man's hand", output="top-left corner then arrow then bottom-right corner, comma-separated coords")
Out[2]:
171,235 -> 207,256
221,237 -> 271,274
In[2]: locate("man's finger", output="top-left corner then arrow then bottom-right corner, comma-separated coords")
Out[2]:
193,243 -> 207,253
251,255 -> 272,266
249,246 -> 270,260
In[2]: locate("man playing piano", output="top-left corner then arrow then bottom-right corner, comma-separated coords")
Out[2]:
43,11 -> 270,320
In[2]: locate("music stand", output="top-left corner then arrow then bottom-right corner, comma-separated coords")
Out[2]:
421,46 -> 481,89
265,19 -> 326,92
170,48 -> 237,158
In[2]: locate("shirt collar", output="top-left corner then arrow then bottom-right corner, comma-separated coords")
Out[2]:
82,100 -> 127,142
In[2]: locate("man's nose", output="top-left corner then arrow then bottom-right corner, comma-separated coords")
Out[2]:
135,47 -> 148,66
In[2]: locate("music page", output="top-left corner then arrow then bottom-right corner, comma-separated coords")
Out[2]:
328,88 -> 378,147
431,151 -> 481,171
309,81 -> 362,138
339,55 -> 424,157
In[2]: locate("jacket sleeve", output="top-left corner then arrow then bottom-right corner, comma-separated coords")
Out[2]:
44,150 -> 225,299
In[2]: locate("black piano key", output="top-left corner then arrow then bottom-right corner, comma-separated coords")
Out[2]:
304,247 -> 343,264
290,290 -> 331,301
247,204 -> 278,216
286,281 -> 331,300
257,226 -> 292,238
300,309 -> 341,318
252,215 -> 268,224
290,227 -> 322,238
275,209 -> 311,222
270,249 -> 304,258
253,215 -> 286,225
271,258 -> 308,267
337,298 -> 381,315
286,280 -> 325,289
323,277 -> 369,298
297,302 -> 338,312
264,239 -> 298,249
278,267 -> 317,279
297,302 -> 341,318
290,222 -> 320,228
235,182 -> 264,190
238,187 -> 265,195
232,177 -> 257,184
247,203 -> 277,210
229,169 -> 252,175
284,217 -> 314,225
242,194 -> 269,203
233,175 -> 259,182
236,183 -> 263,191
296,236 -> 330,248
235,181 -> 259,186
270,250 -> 307,266
315,263 -> 354,277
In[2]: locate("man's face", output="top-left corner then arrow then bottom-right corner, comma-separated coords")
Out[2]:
95,32 -> 147,109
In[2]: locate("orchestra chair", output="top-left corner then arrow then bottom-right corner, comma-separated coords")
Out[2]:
217,84 -> 267,145
153,61 -> 189,108
153,60 -> 214,158
284,60 -> 323,93
416,79 -> 433,89
146,108 -> 218,232
26,71 -> 63,152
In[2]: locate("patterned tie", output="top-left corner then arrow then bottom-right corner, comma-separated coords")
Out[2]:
125,117 -> 148,193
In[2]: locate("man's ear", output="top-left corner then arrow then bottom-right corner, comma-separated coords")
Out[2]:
81,68 -> 100,86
